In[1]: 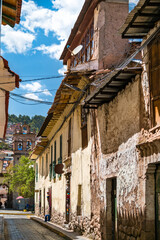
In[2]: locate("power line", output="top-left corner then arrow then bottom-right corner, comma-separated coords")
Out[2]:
9,92 -> 79,106
10,92 -> 53,105
18,88 -> 58,95
0,75 -> 65,85
10,96 -> 41,105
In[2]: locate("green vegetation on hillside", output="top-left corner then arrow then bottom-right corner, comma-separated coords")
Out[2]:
8,114 -> 45,133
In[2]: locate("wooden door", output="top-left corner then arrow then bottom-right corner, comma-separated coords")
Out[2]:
49,187 -> 52,217
112,178 -> 117,240
43,188 -> 45,216
39,190 -> 41,215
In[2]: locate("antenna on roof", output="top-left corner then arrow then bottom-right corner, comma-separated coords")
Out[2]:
67,45 -> 83,56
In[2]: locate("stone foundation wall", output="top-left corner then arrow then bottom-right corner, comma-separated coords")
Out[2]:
50,208 -> 65,225
35,204 -> 46,219
69,213 -> 101,240
35,203 -> 101,240
118,208 -> 145,240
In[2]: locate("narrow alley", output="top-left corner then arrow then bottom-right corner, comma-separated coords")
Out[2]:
2,215 -> 65,240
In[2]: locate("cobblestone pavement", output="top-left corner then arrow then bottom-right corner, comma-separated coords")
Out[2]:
4,216 -> 65,240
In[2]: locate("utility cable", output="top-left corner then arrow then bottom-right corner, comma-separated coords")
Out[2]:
0,75 -> 65,85
10,96 -> 41,105
9,92 -> 78,106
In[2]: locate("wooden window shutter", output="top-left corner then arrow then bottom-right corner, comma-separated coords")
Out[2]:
36,163 -> 38,182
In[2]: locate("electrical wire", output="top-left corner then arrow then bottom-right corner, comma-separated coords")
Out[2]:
0,87 -> 58,97
10,96 -> 41,105
0,75 -> 65,85
9,92 -> 79,105
10,92 -> 53,105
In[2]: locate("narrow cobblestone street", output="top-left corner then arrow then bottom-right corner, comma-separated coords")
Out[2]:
3,215 -> 65,240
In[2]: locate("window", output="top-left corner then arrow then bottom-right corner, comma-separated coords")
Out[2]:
81,107 -> 88,149
53,141 -> 56,179
149,35 -> 160,126
51,145 -> 53,164
35,192 -> 38,203
77,185 -> 82,215
26,140 -> 31,150
71,20 -> 94,67
45,153 -> 48,178
59,135 -> 62,164
68,119 -> 71,157
18,140 -> 23,151
36,163 -> 38,182
42,157 -> 44,176
49,145 -> 53,181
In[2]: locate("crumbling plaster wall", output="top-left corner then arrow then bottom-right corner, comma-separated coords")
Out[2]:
99,76 -> 141,155
89,73 -> 152,239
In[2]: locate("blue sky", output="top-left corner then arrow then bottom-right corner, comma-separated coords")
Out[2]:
2,0 -> 138,117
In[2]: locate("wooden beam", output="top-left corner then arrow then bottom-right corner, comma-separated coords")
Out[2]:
139,12 -> 160,17
103,86 -> 120,92
130,24 -> 153,29
2,13 -> 16,21
83,105 -> 98,109
100,91 -> 117,95
148,2 -> 160,6
3,1 -> 16,10
2,17 -> 14,27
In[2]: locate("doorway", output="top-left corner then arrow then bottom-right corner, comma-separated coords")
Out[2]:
111,178 -> 117,240
49,187 -> 52,217
66,174 -> 71,223
43,188 -> 45,216
106,177 -> 117,240
39,190 -> 41,215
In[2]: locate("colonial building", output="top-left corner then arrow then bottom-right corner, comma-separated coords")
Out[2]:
0,0 -> 22,139
13,123 -> 36,165
31,0 -> 132,239
12,123 -> 36,209
83,0 -> 160,239
117,1 -> 160,239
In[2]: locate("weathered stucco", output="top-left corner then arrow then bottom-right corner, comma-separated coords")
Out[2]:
35,104 -> 92,232
34,4 -> 160,240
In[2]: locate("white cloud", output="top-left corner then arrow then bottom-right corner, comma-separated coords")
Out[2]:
21,1 -> 54,36
42,89 -> 52,96
1,0 -> 85,58
24,93 -> 43,101
22,0 -> 85,40
58,66 -> 67,75
20,82 -> 42,92
2,25 -> 35,54
130,0 -> 139,4
20,81 -> 52,97
35,41 -> 66,60
24,0 -> 85,59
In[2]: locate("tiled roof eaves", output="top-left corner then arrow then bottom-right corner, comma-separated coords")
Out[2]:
120,0 -> 160,38
1,57 -> 21,88
16,0 -> 22,24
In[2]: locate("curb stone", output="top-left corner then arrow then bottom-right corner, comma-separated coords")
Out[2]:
31,216 -> 90,240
